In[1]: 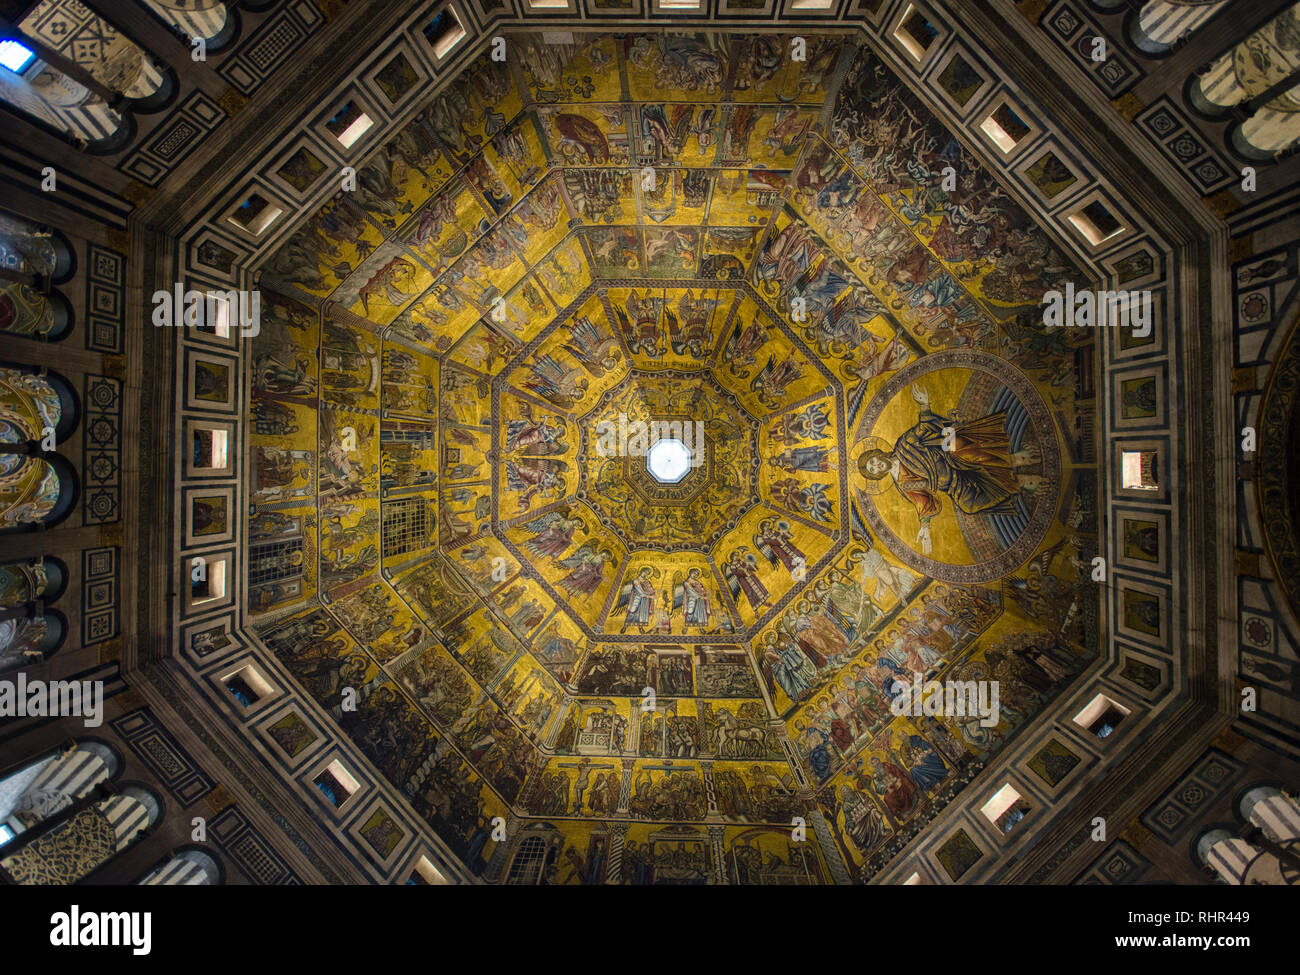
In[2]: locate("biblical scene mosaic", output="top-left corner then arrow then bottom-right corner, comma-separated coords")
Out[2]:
249,31 -> 1100,883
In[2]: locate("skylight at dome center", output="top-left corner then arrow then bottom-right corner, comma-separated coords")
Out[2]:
646,437 -> 692,484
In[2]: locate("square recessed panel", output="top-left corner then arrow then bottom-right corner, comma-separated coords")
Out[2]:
1027,738 -> 1084,790
371,48 -> 425,107
931,47 -> 991,114
934,829 -> 984,881
351,801 -> 410,868
1114,578 -> 1170,648
583,0 -> 646,14
1115,647 -> 1167,699
1113,507 -> 1169,576
276,146 -> 328,193
185,351 -> 238,413
1018,147 -> 1086,208
182,613 -> 240,666
255,703 -> 326,769
184,486 -> 235,547
1111,365 -> 1166,431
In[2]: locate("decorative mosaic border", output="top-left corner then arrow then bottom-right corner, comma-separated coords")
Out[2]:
121,91 -> 227,188
109,707 -> 218,806
1134,96 -> 1236,195
217,2 -> 328,97
84,243 -> 125,355
1040,0 -> 1144,99
82,374 -> 122,526
81,545 -> 119,646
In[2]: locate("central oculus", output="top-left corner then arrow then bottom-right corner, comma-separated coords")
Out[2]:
646,438 -> 692,484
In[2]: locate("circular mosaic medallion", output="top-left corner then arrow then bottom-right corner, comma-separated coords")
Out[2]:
851,349 -> 1061,583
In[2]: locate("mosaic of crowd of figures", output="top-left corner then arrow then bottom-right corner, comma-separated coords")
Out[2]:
247,31 -> 1100,882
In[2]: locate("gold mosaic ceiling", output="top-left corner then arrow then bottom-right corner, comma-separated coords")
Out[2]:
248,30 -> 1100,883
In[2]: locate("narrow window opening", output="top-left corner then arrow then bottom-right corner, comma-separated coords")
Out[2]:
190,557 -> 228,605
1073,693 -> 1131,739
0,39 -> 36,74
193,428 -> 230,470
980,102 -> 1030,153
411,855 -> 451,884
222,664 -> 274,707
424,10 -> 466,59
313,760 -> 360,808
1068,200 -> 1124,245
325,101 -> 373,149
197,293 -> 231,337
980,783 -> 1030,834
227,194 -> 283,236
1121,450 -> 1158,490
894,5 -> 939,60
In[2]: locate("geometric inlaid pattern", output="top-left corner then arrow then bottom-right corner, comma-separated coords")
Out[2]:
121,91 -> 227,188
84,243 -> 125,354
1075,838 -> 1152,885
81,545 -> 119,645
209,805 -> 303,885
110,707 -> 217,805
82,374 -> 122,525
1139,748 -> 1244,844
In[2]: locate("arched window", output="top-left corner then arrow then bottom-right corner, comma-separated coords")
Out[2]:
138,0 -> 236,50
1189,5 -> 1300,120
0,740 -> 121,847
1129,1 -> 1230,55
0,557 -> 66,606
0,783 -> 162,884
16,1 -> 170,103
0,210 -> 75,282
1238,784 -> 1284,822
0,37 -> 129,150
0,557 -> 68,674
0,455 -> 62,529
1194,786 -> 1300,885
137,847 -> 223,885
0,367 -> 79,532
0,367 -> 76,443
1234,83 -> 1300,159
0,611 -> 66,675
0,0 -> 183,150
1195,826 -> 1247,883
1239,784 -> 1300,845
0,282 -> 72,341
0,210 -> 75,343
505,835 -> 548,884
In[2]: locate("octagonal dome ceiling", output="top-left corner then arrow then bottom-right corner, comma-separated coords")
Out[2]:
249,29 -> 1100,884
